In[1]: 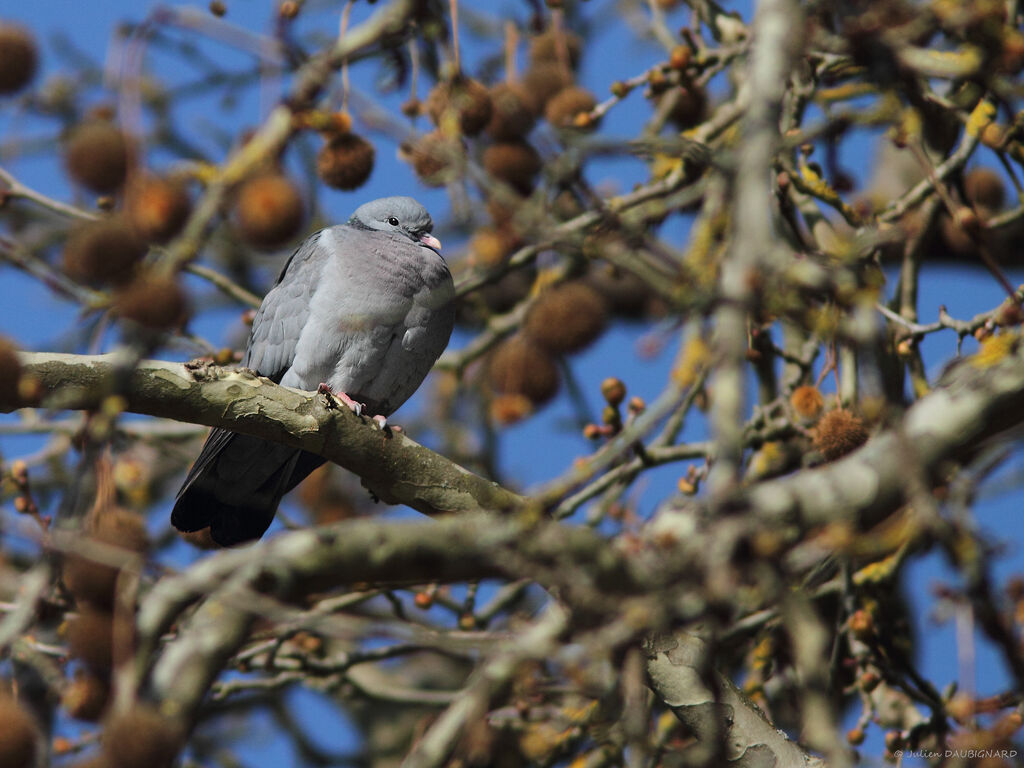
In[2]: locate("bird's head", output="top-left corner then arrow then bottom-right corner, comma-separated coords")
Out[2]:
348,196 -> 441,251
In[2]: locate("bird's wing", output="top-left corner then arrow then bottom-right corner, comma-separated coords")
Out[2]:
243,231 -> 328,382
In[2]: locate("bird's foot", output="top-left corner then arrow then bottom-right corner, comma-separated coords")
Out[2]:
317,383 -> 364,416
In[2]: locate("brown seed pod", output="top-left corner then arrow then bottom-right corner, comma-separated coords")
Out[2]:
521,63 -> 573,111
0,335 -> 22,408
467,225 -> 519,269
66,610 -> 116,674
0,23 -> 38,95
524,282 -> 608,354
426,76 -> 493,136
102,705 -> 185,768
64,121 -> 132,194
487,335 -> 560,406
544,86 -> 598,129
62,671 -> 110,722
481,141 -> 542,195
528,28 -> 582,70
963,167 -> 1005,212
790,385 -> 825,422
0,694 -> 38,768
489,393 -> 534,426
232,172 -> 304,249
478,268 -> 534,314
125,174 -> 191,243
486,83 -> 537,140
63,217 -> 147,286
113,273 -> 188,330
404,131 -> 465,187
661,83 -> 707,130
812,409 -> 868,461
316,132 -> 375,190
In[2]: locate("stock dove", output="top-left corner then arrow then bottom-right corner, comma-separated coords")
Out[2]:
171,196 -> 455,545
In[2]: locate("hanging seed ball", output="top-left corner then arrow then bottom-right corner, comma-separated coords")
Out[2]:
64,121 -> 132,194
232,172 -> 304,249
405,131 -> 465,187
488,335 -> 560,405
113,273 -> 188,330
812,409 -> 868,461
0,22 -> 37,95
528,28 -> 583,70
963,167 -> 1005,212
63,217 -> 147,286
490,393 -> 534,426
545,86 -> 598,130
102,705 -> 184,768
482,141 -> 542,195
0,694 -> 37,768
66,610 -> 116,674
0,336 -> 22,408
468,225 -> 519,268
521,62 -> 573,111
486,83 -> 537,141
524,281 -> 608,354
209,0 -> 226,15
426,76 -> 493,136
790,385 -> 825,422
125,174 -> 191,243
62,671 -> 110,722
662,83 -> 708,130
316,132 -> 375,190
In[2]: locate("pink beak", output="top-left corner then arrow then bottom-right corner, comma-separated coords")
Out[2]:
419,233 -> 442,251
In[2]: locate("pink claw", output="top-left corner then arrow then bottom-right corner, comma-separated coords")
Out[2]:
317,383 -> 364,416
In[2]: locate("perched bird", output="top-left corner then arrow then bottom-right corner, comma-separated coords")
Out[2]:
171,196 -> 455,546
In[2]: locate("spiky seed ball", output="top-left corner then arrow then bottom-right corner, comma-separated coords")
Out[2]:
482,141 -> 542,195
964,167 -> 1005,212
66,610 -> 116,674
790,385 -> 825,422
93,507 -> 149,552
524,282 -> 608,354
487,335 -> 560,405
528,29 -> 582,70
585,264 -> 648,318
63,218 -> 147,286
64,121 -> 132,194
0,335 -> 22,408
0,23 -> 37,95
62,671 -> 110,722
521,63 -> 573,111
232,172 -> 304,249
662,84 -> 707,130
113,274 -> 188,330
0,694 -> 37,768
813,409 -> 868,461
63,551 -> 118,609
405,131 -> 465,187
479,269 -> 533,314
426,77 -> 493,136
489,393 -> 534,425
486,83 -> 537,141
544,86 -> 598,129
102,705 -> 184,768
468,226 -> 519,268
125,175 -> 190,243
316,132 -> 375,190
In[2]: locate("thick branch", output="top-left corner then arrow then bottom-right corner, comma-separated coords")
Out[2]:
13,352 -> 524,517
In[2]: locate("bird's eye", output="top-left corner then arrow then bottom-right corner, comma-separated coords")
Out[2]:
387,217 -> 399,226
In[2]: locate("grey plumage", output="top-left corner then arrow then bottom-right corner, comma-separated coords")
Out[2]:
171,196 -> 455,545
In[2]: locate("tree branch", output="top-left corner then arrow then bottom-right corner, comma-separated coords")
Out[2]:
13,351 -> 524,517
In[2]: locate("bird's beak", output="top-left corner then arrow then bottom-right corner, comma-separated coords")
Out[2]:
419,233 -> 442,251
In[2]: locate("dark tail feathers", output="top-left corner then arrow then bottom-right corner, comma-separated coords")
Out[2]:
171,429 -> 325,546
